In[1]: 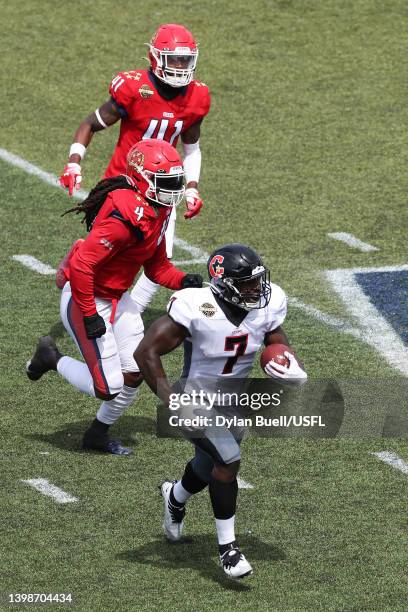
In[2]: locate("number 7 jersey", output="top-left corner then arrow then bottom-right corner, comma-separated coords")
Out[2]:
167,284 -> 287,382
104,69 -> 211,178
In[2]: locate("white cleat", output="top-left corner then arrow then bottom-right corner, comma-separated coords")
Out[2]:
220,546 -> 253,579
160,480 -> 185,542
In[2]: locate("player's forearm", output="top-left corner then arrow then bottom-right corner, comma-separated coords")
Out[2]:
182,140 -> 201,188
134,349 -> 172,404
68,120 -> 96,163
144,258 -> 185,290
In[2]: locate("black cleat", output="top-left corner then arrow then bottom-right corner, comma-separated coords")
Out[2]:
26,335 -> 62,381
82,430 -> 132,455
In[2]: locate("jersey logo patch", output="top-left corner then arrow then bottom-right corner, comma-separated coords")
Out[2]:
100,238 -> 114,250
139,84 -> 154,98
209,255 -> 224,278
199,303 -> 216,317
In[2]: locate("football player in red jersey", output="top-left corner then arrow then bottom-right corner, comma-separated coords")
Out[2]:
28,140 -> 202,455
60,23 -> 210,313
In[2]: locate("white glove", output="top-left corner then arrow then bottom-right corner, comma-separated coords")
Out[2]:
264,352 -> 308,386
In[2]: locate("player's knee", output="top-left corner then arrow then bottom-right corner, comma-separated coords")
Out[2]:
123,371 -> 143,388
94,370 -> 124,399
94,388 -> 119,401
212,460 -> 240,483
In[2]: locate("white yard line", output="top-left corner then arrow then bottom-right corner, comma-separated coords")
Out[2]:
327,232 -> 379,252
173,236 -> 208,262
237,477 -> 254,489
21,478 -> 79,503
11,255 -> 56,275
1,147 -> 208,261
371,451 -> 408,475
325,267 -> 408,376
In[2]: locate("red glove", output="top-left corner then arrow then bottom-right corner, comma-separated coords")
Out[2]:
60,163 -> 82,196
184,187 -> 203,219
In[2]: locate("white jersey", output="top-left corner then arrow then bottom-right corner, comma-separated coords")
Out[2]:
167,283 -> 287,388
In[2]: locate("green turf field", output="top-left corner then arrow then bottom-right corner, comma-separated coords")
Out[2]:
1,0 -> 408,610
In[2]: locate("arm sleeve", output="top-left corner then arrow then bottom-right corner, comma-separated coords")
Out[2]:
182,140 -> 201,184
166,293 -> 194,334
69,218 -> 132,316
267,286 -> 288,331
143,237 -> 186,290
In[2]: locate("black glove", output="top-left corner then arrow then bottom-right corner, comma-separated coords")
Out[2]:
181,274 -> 203,289
83,313 -> 106,339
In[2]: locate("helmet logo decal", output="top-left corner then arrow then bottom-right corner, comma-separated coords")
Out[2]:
209,255 -> 225,278
131,150 -> 144,171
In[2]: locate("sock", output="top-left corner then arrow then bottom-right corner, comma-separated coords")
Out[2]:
216,517 -> 236,547
209,477 -> 238,545
130,272 -> 159,313
170,485 -> 188,507
56,356 -> 95,397
172,460 -> 208,505
96,385 -> 140,425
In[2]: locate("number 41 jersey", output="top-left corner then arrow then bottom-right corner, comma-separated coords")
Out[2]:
104,69 -> 211,178
167,284 -> 287,382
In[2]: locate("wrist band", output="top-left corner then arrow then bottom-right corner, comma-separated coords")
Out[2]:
69,142 -> 86,159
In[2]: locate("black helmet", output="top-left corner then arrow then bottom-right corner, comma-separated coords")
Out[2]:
207,243 -> 271,310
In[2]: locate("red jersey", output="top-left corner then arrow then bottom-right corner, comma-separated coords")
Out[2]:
68,188 -> 185,316
104,69 -> 211,177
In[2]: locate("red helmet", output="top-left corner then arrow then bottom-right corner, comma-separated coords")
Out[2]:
126,139 -> 185,207
148,23 -> 198,88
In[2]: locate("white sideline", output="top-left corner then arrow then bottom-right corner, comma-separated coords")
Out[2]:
328,232 -> 379,252
237,477 -> 254,489
325,267 -> 408,377
371,452 -> 408,475
0,148 -> 208,262
21,478 -> 79,503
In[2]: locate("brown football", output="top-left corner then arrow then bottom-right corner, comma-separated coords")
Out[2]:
260,343 -> 291,371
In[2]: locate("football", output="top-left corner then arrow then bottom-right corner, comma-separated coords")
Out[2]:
260,343 -> 292,371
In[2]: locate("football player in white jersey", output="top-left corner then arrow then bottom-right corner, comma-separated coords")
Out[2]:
135,243 -> 307,579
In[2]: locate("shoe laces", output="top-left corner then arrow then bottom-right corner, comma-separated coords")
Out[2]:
220,547 -> 242,569
168,500 -> 185,523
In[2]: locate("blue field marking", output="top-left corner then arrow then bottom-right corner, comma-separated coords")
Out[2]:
355,270 -> 408,345
325,265 -> 408,377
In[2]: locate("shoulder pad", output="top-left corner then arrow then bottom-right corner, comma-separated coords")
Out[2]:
191,80 -> 211,116
109,70 -> 145,109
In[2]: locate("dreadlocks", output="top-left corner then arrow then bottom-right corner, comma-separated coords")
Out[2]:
62,175 -> 137,231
